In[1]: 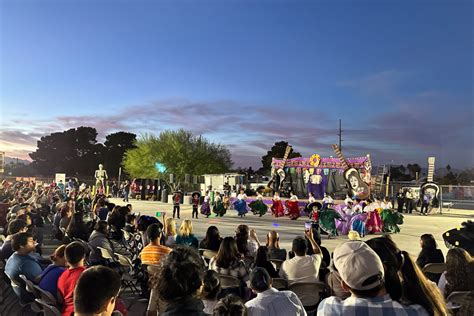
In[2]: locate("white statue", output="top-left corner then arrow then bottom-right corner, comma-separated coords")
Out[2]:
94,164 -> 108,194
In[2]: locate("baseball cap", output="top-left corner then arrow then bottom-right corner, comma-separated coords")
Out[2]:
333,241 -> 384,291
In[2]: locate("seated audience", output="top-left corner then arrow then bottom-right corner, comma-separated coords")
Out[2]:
140,223 -> 171,265
416,233 -> 445,283
59,206 -> 72,230
123,213 -> 137,234
95,198 -> 109,221
0,218 -> 28,261
366,236 -> 447,316
164,216 -> 177,247
305,223 -> 331,268
4,232 -> 43,302
318,241 -> 431,315
252,246 -> 279,278
88,221 -> 115,265
279,229 -> 322,285
266,231 -> 286,261
438,247 -> 474,297
213,294 -> 248,316
58,241 -> 87,316
245,267 -> 305,316
201,270 -> 222,314
235,225 -> 259,260
66,212 -> 90,241
155,246 -> 207,315
200,225 -> 223,251
74,266 -> 121,316
176,219 -> 199,248
209,237 -> 249,283
39,245 -> 67,297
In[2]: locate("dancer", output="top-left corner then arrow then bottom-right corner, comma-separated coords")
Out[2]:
201,196 -> 211,218
307,201 -> 322,222
303,192 -> 317,217
321,193 -> 334,209
249,193 -> 267,217
381,198 -> 404,233
350,204 -> 367,237
285,194 -> 300,220
234,188 -> 249,218
172,190 -> 182,219
319,204 -> 342,238
191,192 -> 200,219
271,191 -> 285,217
213,192 -> 227,217
364,199 -> 383,234
335,201 -> 355,236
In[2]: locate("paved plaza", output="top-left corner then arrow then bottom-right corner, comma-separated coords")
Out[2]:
110,198 -> 473,258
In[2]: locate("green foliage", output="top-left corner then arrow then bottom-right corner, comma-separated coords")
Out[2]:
122,129 -> 233,184
260,141 -> 302,175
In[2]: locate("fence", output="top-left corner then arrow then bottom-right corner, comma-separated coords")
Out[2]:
439,185 -> 474,211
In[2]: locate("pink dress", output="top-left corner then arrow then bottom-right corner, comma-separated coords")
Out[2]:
365,203 -> 383,234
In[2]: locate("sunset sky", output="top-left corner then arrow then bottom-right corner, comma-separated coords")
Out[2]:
1,0 -> 472,169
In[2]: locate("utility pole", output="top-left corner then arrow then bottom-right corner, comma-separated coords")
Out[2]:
337,119 -> 343,150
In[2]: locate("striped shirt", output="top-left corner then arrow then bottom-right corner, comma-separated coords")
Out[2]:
209,258 -> 249,282
245,288 -> 307,316
140,244 -> 171,265
317,294 -> 429,316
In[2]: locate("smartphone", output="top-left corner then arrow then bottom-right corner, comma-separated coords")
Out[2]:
304,222 -> 312,230
156,211 -> 166,217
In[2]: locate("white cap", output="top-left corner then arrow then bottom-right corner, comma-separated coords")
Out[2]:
333,241 -> 384,291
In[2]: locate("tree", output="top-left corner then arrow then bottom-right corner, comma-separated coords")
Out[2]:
122,129 -> 233,190
103,132 -> 137,178
29,126 -> 103,176
260,141 -> 302,175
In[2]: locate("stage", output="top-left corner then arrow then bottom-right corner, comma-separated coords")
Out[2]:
110,198 -> 473,258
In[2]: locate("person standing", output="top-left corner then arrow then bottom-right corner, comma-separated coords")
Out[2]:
396,189 -> 405,213
123,180 -> 130,202
420,192 -> 430,216
405,189 -> 414,214
172,190 -> 182,219
192,192 -> 200,219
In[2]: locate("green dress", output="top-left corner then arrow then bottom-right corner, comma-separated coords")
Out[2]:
250,199 -> 268,217
381,209 -> 404,233
319,207 -> 342,237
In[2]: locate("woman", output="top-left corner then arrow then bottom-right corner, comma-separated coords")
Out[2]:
39,245 -> 67,297
335,202 -> 354,236
209,237 -> 249,284
381,200 -> 404,233
252,246 -> 278,278
200,270 -> 221,314
164,217 -> 177,247
214,192 -> 228,217
303,192 -> 317,218
233,189 -> 249,218
349,204 -> 367,237
438,247 -> 474,297
87,220 -> 114,265
285,195 -> 300,220
318,204 -> 341,238
59,206 -> 72,231
199,226 -> 222,251
235,224 -> 259,260
66,211 -> 90,241
416,234 -> 444,283
270,192 -> 285,218
176,219 -> 199,248
364,199 -> 384,234
249,193 -> 268,217
201,196 -> 211,218
366,236 -> 448,316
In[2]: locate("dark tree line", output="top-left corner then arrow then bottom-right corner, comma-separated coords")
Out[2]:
29,127 -> 136,177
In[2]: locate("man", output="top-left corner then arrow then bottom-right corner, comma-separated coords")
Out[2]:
172,190 -> 182,219
420,192 -> 430,216
0,219 -> 28,261
74,266 -> 121,316
317,241 -> 429,315
140,223 -> 171,265
405,189 -> 414,214
396,189 -> 405,213
123,180 -> 130,202
266,231 -> 287,261
4,232 -> 43,302
279,229 -> 322,285
58,241 -> 87,316
245,267 -> 306,316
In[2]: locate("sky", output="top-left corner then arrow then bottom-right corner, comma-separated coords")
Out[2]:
0,0 -> 473,170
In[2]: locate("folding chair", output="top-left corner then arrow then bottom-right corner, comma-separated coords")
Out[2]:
446,291 -> 472,311
115,252 -> 141,296
18,274 -> 40,298
272,278 -> 288,290
289,281 -> 326,315
35,298 -> 61,316
270,259 -> 284,271
32,284 -> 58,306
422,263 -> 446,274
218,274 -> 241,289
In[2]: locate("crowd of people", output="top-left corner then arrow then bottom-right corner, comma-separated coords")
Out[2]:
1,179 -> 473,316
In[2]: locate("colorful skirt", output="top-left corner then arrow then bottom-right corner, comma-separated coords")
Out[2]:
366,210 -> 383,234
200,202 -> 211,216
381,209 -> 404,233
271,200 -> 285,217
213,201 -> 227,216
285,201 -> 300,220
319,208 -> 341,236
234,199 -> 248,216
350,213 -> 368,237
249,200 -> 268,216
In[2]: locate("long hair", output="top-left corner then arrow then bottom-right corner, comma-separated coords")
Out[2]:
420,234 -> 437,250
201,226 -> 221,250
165,218 -> 177,236
235,224 -> 249,255
445,247 -> 474,296
215,237 -> 240,269
179,219 -> 193,237
366,236 -> 447,316
254,246 -> 271,268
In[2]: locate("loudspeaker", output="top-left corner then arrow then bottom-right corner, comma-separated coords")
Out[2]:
170,174 -> 175,184
185,174 -> 191,183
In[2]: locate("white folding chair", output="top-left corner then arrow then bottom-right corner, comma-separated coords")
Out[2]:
422,263 -> 446,274
115,252 -> 140,295
272,278 -> 288,290
35,298 -> 61,316
218,274 -> 241,289
289,281 -> 326,314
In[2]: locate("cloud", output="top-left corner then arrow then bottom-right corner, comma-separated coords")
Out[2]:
338,70 -> 409,96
